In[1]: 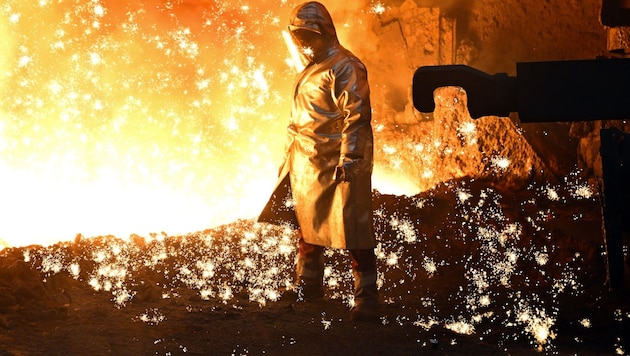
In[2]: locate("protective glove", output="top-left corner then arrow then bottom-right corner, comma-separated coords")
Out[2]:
334,157 -> 360,182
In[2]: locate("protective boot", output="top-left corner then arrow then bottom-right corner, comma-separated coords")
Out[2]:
295,252 -> 325,301
350,269 -> 379,322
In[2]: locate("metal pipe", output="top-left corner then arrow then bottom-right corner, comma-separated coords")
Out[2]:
412,59 -> 630,122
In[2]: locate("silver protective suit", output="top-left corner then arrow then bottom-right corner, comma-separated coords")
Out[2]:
259,2 -> 375,249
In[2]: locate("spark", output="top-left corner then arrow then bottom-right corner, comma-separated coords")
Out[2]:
69,263 -> 81,278
422,256 -> 437,276
40,253 -> 64,274
92,4 -> 105,17
491,156 -> 510,170
545,186 -> 560,201
370,2 -> 387,15
321,314 -> 332,330
386,252 -> 399,266
445,319 -> 475,335
300,45 -> 314,58
457,121 -> 477,145
89,52 -> 101,65
17,56 -> 31,67
457,189 -> 472,202
14,171 -> 620,351
413,317 -> 440,330
516,304 -> 557,346
138,308 -> 166,325
390,216 -> 417,243
382,144 -> 396,155
534,251 -> 549,266
571,184 -> 594,199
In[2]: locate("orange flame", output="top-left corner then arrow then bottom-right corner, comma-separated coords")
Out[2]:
0,1 -> 418,248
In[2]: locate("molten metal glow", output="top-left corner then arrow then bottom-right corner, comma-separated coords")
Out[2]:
0,0 -> 418,248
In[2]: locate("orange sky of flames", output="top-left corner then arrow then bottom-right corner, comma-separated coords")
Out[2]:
0,0 -> 416,248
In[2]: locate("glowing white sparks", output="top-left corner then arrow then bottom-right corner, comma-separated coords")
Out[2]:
459,121 -> 476,134
517,306 -> 557,346
421,170 -> 434,179
386,252 -> 399,266
40,254 -> 64,274
89,52 -> 101,65
9,13 -> 20,23
11,173 -> 621,352
17,56 -> 31,67
534,251 -> 549,266
546,186 -> 560,201
69,263 -> 81,278
413,317 -> 440,330
390,216 -> 417,243
457,121 -> 477,145
422,256 -> 437,276
382,144 -> 396,155
321,315 -> 332,330
478,294 -> 491,306
579,318 -> 591,328
491,156 -> 510,170
457,189 -> 472,202
571,184 -> 593,199
445,320 -> 475,335
138,308 -> 166,325
370,2 -> 387,15
92,4 -> 105,17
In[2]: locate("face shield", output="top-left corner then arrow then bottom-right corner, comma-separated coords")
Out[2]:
289,28 -> 325,60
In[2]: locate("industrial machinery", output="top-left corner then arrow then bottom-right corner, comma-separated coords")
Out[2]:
411,1 -> 630,291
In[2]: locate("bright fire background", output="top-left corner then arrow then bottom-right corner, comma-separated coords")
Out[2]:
0,0 -> 400,247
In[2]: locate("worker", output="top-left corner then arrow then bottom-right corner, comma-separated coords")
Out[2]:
258,1 -> 378,322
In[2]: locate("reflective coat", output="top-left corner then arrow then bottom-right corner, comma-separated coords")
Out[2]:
258,2 -> 375,250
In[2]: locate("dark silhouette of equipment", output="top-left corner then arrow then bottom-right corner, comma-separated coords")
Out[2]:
412,59 -> 630,122
412,59 -> 630,292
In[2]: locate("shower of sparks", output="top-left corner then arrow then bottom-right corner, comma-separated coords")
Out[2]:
0,0 -> 419,248
0,0 -> 307,247
14,173 -> 625,352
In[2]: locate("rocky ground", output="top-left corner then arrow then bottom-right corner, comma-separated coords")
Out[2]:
1,177 -> 628,355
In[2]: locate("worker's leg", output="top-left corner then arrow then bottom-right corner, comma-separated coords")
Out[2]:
349,248 -> 379,321
295,232 -> 325,300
